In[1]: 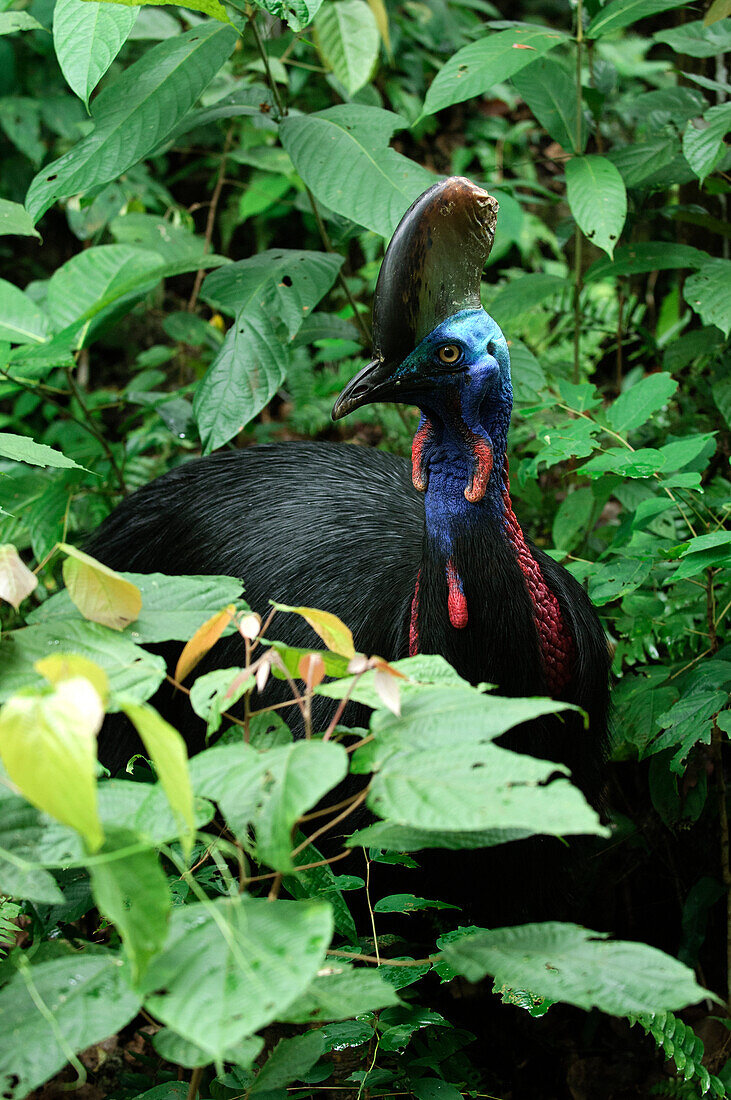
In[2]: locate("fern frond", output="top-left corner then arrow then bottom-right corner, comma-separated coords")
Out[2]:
630,1010 -> 727,1098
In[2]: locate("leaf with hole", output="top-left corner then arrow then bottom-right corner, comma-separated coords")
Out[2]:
566,155 -> 626,258
420,27 -> 566,119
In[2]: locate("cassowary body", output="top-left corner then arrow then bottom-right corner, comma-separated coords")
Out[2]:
88,178 -> 609,819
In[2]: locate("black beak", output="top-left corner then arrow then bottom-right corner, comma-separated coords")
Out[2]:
332,358 -> 402,420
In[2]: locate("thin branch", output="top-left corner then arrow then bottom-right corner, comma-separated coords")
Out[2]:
290,787 -> 369,858
187,121 -> 236,312
66,364 -> 127,494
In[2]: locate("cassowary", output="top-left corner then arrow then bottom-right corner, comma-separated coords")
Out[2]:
88,177 -> 610,811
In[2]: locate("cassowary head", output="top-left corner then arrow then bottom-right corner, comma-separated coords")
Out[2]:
333,177 -> 510,432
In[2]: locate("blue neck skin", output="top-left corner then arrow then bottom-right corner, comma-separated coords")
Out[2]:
397,309 -> 513,559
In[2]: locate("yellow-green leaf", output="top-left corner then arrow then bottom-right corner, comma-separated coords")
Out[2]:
60,543 -> 142,631
80,0 -> 231,27
35,653 -> 109,705
174,604 -> 236,683
704,0 -> 731,23
272,603 -> 356,659
0,544 -> 37,609
121,703 -> 195,857
0,678 -> 104,850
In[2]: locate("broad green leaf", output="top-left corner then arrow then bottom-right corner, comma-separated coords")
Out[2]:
0,859 -> 64,904
139,897 -> 333,1057
0,544 -> 38,609
0,98 -> 44,165
0,782 -> 65,903
488,274 -> 569,326
606,372 -> 678,433
713,378 -> 731,429
0,199 -> 40,239
121,703 -> 195,856
61,543 -> 142,631
47,244 -> 170,344
441,923 -> 710,1014
190,740 -> 348,870
552,488 -> 595,553
110,212 -> 225,264
282,962 -> 400,1022
153,1030 -> 263,1070
195,250 -> 342,450
659,434 -> 716,472
26,23 -> 238,222
29,571 -> 245,644
95,0 -> 230,22
585,242 -> 709,282
420,28 -> 565,119
587,0 -> 688,39
588,556 -> 653,606
0,678 -> 104,850
272,602 -> 356,658
365,738 -> 604,838
0,954 -> 141,1099
0,280 -> 50,344
279,106 -> 435,238
652,689 -> 728,769
254,0 -> 323,31
374,893 -> 458,913
512,56 -> 585,153
189,666 -> 253,737
0,11 -> 45,33
566,155 -> 626,258
684,259 -> 731,337
683,103 -> 731,181
315,0 -> 379,96
609,137 -> 682,190
0,432 -> 84,470
0,621 -> 166,708
53,0 -> 139,109
90,835 -> 171,982
249,1032 -> 325,1095
582,447 -> 665,479
525,419 -> 601,476
348,820 -> 532,850
654,17 -> 731,56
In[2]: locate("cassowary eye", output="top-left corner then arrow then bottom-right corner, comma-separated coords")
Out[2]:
437,343 -> 462,366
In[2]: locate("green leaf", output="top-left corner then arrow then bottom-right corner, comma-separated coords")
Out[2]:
250,1032 -> 325,1095
654,17 -> 731,57
190,740 -> 348,871
195,250 -> 342,450
489,274 -> 569,326
652,690 -> 728,769
0,11 -> 45,33
121,704 -> 195,857
0,783 -> 65,903
189,666 -> 253,737
374,893 -> 459,913
606,373 -> 678,434
683,103 -> 731,181
0,98 -> 44,165
552,487 -> 595,553
512,56 -> 585,153
0,954 -> 141,1098
0,679 -> 104,851
272,601 -> 356,657
441,923 -> 710,1014
566,155 -> 626,258
526,419 -> 601,476
585,242 -> 709,282
110,212 -> 225,264
153,1030 -> 263,1070
29,572 -> 245,644
53,0 -> 139,110
582,447 -> 665,479
26,23 -> 238,222
0,432 -> 84,470
348,820 -> 532,850
420,27 -> 566,119
315,0 -> 380,97
0,280 -> 50,344
609,137 -> 683,190
588,556 -> 654,606
282,962 -> 400,1022
0,621 -> 166,708
139,897 -> 333,1058
96,0 -> 230,22
0,199 -> 40,239
279,105 -> 435,238
90,836 -> 171,982
587,0 -> 688,39
254,0 -> 323,31
684,258 -> 731,336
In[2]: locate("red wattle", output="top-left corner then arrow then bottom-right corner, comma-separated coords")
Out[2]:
411,419 -> 432,492
446,559 -> 468,629
409,571 -> 420,655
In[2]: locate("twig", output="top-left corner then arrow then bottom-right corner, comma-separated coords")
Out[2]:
289,787 -> 369,858
304,186 -> 372,346
66,364 -> 127,494
572,0 -> 584,385
241,848 -> 352,885
187,121 -> 236,312
187,1066 -> 203,1100
327,948 -> 438,966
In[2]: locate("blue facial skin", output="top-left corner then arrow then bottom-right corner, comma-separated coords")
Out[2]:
391,308 -> 513,557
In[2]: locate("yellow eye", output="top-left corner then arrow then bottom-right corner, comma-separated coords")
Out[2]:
437,343 -> 461,366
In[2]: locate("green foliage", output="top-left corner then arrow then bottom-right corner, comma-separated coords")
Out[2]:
0,0 -> 729,1094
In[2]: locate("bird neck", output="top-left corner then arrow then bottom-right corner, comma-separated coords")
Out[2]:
408,390 -> 575,696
